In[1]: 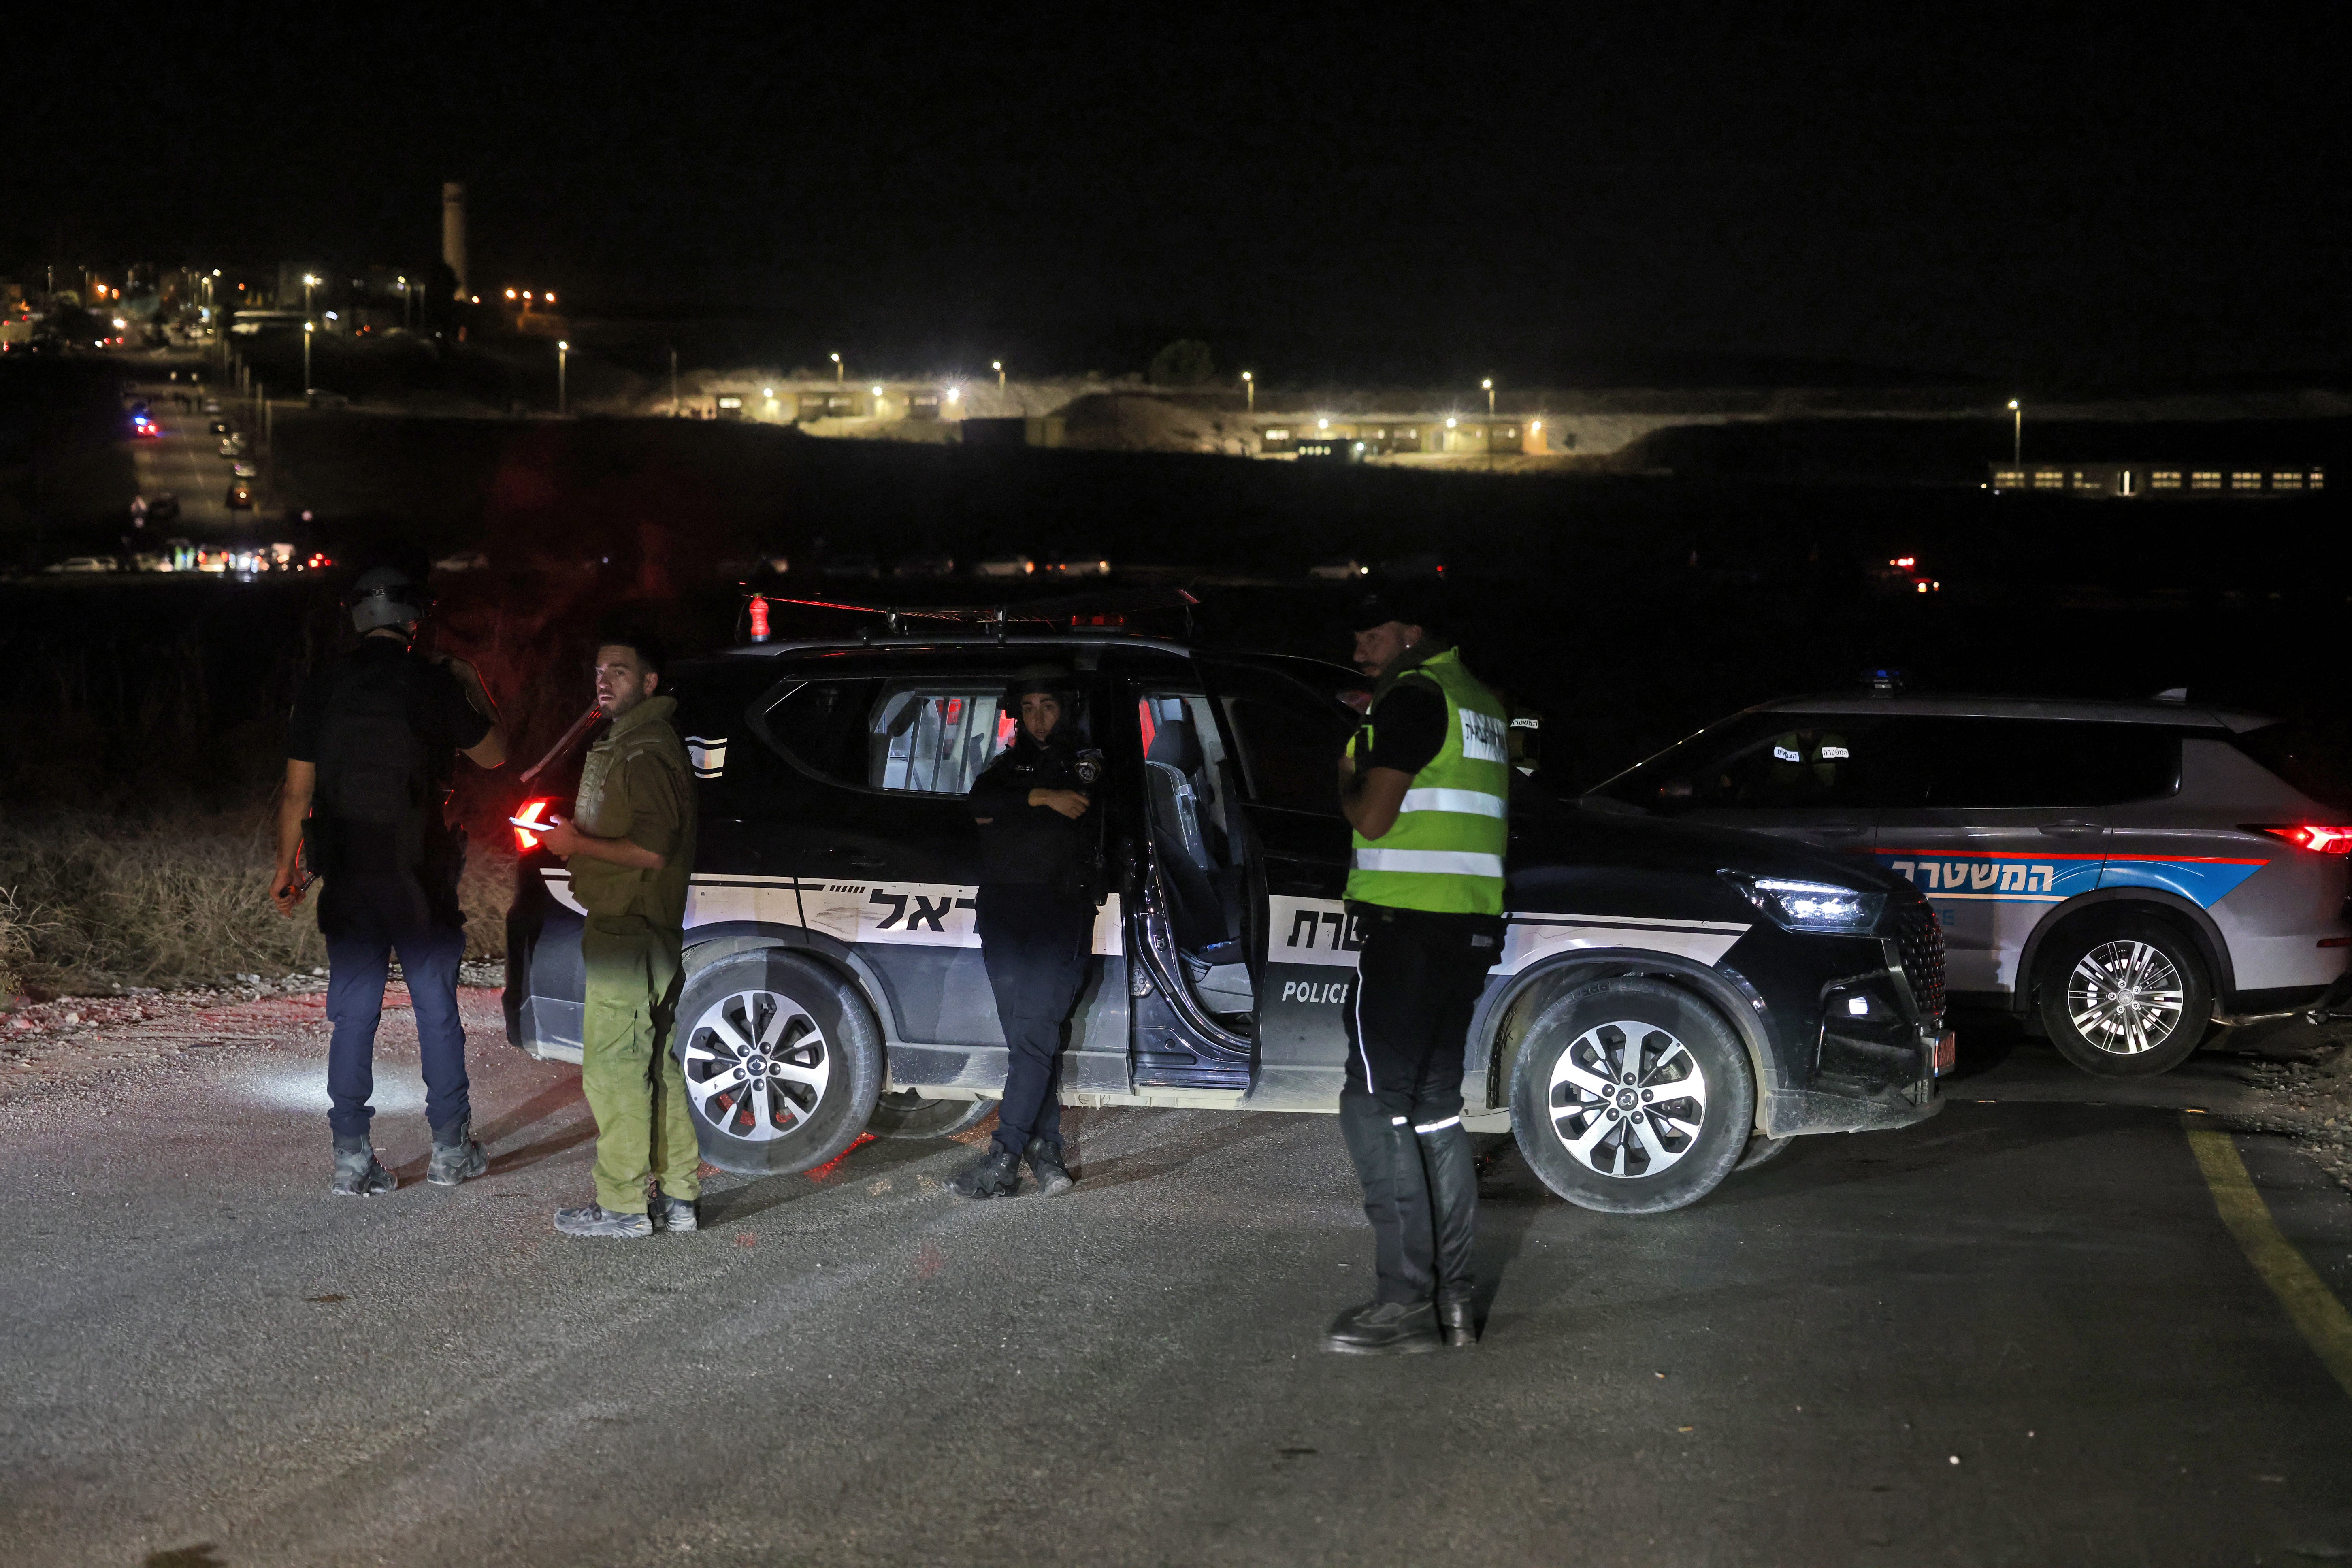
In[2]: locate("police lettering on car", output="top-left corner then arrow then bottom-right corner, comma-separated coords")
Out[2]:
272,562 -> 507,1196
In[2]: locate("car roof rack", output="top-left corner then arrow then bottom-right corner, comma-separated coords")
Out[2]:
742,586 -> 1199,644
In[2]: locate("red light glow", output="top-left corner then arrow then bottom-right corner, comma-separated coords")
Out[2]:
748,594 -> 770,642
511,797 -> 558,852
2254,825 -> 2352,854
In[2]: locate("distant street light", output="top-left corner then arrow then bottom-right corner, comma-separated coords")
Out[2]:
1483,377 -> 1495,418
302,320 -> 314,390
302,273 -> 320,317
1242,369 -> 1254,413
993,359 -> 1005,391
2008,398 -> 2022,463
558,341 -> 570,414
831,352 -> 843,385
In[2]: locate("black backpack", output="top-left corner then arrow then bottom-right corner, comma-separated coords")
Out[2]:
313,653 -> 437,878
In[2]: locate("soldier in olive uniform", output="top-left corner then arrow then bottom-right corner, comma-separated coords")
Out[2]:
539,626 -> 702,1240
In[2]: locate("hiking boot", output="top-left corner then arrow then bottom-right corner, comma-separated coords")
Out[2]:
652,1192 -> 699,1233
1436,1295 -> 1480,1349
426,1119 -> 488,1187
1023,1136 -> 1075,1197
331,1144 -> 396,1197
945,1145 -> 1022,1199
1323,1300 -> 1443,1356
553,1203 -> 653,1239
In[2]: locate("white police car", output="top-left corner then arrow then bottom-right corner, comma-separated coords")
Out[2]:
1588,692 -> 2352,1075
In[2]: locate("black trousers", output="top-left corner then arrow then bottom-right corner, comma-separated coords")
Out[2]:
1340,905 -> 1503,1305
976,884 -> 1096,1158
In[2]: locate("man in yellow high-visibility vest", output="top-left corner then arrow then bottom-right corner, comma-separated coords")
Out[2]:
1328,586 -> 1509,1355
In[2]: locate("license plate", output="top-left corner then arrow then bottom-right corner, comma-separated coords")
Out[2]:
1933,1030 -> 1958,1076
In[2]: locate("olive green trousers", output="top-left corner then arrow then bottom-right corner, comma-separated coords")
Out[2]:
580,914 -> 700,1214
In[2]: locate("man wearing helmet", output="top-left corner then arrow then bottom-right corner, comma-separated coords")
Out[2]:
947,665 -> 1102,1199
273,562 -> 508,1196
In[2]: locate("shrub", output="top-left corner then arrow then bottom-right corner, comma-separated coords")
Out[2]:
0,809 -> 512,995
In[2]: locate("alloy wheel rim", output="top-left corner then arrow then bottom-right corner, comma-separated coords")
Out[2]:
1547,1020 -> 1709,1178
2067,940 -> 2186,1055
680,989 -> 830,1142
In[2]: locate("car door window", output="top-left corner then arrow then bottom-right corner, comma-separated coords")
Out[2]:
1209,668 -> 1357,817
756,677 -> 1019,795
1619,715 -> 1889,812
1880,719 -> 2181,808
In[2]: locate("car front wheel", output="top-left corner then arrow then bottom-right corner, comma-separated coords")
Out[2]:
672,950 -> 884,1176
2038,916 -> 2211,1077
1510,978 -> 1756,1214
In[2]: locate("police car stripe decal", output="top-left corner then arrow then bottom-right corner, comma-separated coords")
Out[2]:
1876,849 -> 2269,909
677,876 -> 1124,957
1398,787 -> 1507,818
1268,894 -> 1749,974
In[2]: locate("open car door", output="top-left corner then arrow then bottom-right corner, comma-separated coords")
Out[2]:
1195,655 -> 1366,1110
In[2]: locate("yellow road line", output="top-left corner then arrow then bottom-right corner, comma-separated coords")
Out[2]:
2185,1122 -> 2352,1400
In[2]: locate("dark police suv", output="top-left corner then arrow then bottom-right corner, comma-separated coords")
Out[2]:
507,632 -> 1951,1214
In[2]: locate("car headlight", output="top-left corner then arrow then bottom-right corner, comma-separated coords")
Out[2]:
1720,870 -> 1884,934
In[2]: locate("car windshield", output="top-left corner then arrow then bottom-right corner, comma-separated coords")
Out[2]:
2237,720 -> 2352,812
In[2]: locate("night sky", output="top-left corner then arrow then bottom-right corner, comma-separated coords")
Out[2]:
15,6 -> 2345,386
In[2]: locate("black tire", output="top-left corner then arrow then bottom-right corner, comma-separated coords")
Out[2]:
2037,914 -> 2212,1077
671,950 -> 883,1176
866,1090 -> 996,1140
1509,978 -> 1756,1214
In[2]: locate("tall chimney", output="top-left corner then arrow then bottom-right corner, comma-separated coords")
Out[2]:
441,182 -> 468,300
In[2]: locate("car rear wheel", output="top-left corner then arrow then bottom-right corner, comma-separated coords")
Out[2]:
866,1090 -> 996,1140
1509,978 -> 1756,1214
2038,916 -> 2211,1077
672,950 -> 883,1176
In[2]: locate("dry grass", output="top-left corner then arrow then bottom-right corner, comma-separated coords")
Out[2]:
0,810 -> 513,997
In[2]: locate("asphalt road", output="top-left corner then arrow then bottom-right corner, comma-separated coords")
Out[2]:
124,381 -> 236,537
2,994 -> 2349,1568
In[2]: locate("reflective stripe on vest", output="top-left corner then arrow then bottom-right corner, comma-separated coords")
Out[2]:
1344,648 -> 1509,916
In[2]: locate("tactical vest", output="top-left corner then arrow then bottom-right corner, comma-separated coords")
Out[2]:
313,652 -> 439,878
1344,648 -> 1510,916
570,696 -> 695,925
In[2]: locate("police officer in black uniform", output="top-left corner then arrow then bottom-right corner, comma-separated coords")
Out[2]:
947,667 -> 1101,1199
271,564 -> 508,1196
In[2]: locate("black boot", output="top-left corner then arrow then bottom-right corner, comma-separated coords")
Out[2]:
1323,1299 -> 1442,1355
1436,1295 -> 1479,1349
946,1145 -> 1022,1199
1023,1136 -> 1074,1197
1419,1121 -> 1479,1344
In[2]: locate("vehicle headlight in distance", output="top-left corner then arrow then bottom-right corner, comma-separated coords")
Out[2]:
1719,870 -> 1885,933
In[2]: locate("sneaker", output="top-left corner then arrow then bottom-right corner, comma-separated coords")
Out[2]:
652,1193 -> 699,1233
331,1146 -> 396,1197
945,1145 -> 1022,1199
1023,1136 -> 1074,1197
1323,1300 -> 1443,1356
553,1203 -> 653,1239
426,1120 -> 488,1187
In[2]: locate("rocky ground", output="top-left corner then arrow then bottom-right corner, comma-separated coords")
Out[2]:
0,961 -> 505,1094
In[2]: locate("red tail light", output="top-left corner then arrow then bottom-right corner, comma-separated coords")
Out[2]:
748,594 -> 770,643
2251,824 -> 2352,854
512,797 -> 557,852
